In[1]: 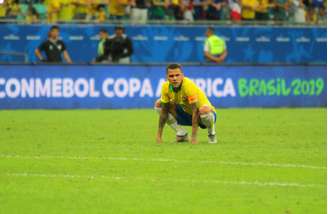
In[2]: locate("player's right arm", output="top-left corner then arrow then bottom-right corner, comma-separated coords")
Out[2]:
156,83 -> 170,144
63,50 -> 73,64
35,42 -> 45,61
156,102 -> 169,144
34,48 -> 43,61
35,49 -> 43,61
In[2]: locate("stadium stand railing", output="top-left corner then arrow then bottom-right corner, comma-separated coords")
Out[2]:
0,18 -> 326,26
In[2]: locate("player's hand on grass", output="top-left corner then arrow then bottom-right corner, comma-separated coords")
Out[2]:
191,137 -> 198,144
156,134 -> 163,144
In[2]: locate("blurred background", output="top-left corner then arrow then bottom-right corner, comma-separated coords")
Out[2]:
0,0 -> 326,109
0,0 -> 326,64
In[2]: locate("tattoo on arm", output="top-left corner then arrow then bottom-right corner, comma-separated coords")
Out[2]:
191,103 -> 199,138
158,102 -> 169,132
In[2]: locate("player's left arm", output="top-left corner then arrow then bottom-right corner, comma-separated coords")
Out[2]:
156,102 -> 169,144
63,51 -> 73,64
122,38 -> 133,58
190,102 -> 199,144
215,49 -> 227,63
186,84 -> 199,144
62,42 -> 72,64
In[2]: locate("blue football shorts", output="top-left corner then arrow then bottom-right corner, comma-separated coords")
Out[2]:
175,105 -> 217,129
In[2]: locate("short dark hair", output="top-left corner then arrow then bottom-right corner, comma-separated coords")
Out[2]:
166,64 -> 183,74
207,27 -> 215,33
99,28 -> 108,33
50,25 -> 60,31
115,26 -> 124,31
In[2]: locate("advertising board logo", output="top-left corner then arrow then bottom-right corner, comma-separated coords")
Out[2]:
132,35 -> 148,41
316,37 -> 326,42
69,36 -> 84,41
236,37 -> 250,42
26,35 -> 41,40
195,36 -> 205,42
238,78 -> 325,97
90,35 -> 100,41
174,36 -> 190,41
0,77 -> 237,99
276,36 -> 290,42
255,36 -> 270,42
296,37 -> 310,43
221,36 -> 231,42
3,34 -> 20,41
154,36 -> 168,41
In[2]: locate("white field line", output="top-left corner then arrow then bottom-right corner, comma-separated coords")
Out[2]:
2,172 -> 324,189
0,154 -> 326,170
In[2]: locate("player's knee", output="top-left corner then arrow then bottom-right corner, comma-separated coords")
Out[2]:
199,106 -> 212,115
168,105 -> 177,117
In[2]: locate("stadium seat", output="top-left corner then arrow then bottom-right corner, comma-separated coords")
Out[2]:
34,3 -> 47,20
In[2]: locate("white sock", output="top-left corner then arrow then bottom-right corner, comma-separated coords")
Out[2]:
200,112 -> 216,136
155,107 -> 187,136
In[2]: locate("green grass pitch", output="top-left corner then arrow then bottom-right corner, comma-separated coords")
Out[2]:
0,108 -> 326,214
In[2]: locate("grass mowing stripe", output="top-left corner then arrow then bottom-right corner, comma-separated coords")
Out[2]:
3,172 -> 324,189
0,154 -> 325,170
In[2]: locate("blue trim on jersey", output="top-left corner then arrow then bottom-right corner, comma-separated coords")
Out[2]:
175,105 -> 217,129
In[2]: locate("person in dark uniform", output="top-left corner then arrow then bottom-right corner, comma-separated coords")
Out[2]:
109,26 -> 133,64
35,25 -> 72,64
95,28 -> 112,63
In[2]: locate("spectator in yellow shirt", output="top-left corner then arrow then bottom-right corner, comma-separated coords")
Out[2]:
0,3 -> 7,18
241,0 -> 258,20
255,0 -> 270,20
5,0 -> 21,20
74,0 -> 89,20
109,0 -> 128,19
59,0 -> 76,22
46,0 -> 61,23
95,4 -> 107,22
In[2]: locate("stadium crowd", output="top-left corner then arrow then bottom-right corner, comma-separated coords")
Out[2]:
0,0 -> 326,24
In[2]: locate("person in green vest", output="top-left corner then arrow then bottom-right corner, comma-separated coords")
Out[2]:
204,27 -> 228,63
95,28 -> 112,63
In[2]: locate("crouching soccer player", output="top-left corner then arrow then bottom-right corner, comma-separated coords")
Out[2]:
155,64 -> 217,144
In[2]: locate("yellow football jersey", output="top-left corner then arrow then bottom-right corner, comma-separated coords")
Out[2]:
160,77 -> 215,115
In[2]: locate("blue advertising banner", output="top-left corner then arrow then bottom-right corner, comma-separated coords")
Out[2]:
0,65 -> 326,109
0,24 -> 326,64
